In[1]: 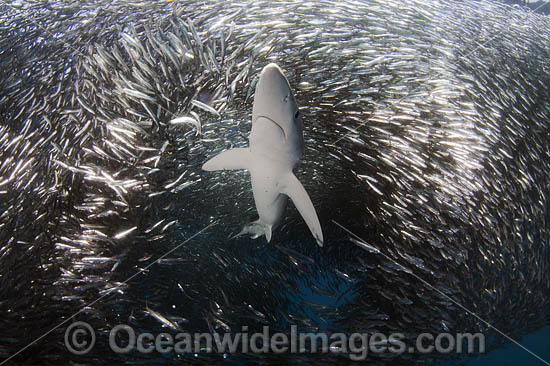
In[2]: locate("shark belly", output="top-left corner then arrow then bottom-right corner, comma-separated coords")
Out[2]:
250,164 -> 289,230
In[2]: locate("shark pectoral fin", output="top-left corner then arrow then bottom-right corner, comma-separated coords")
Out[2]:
202,148 -> 252,171
280,173 -> 324,247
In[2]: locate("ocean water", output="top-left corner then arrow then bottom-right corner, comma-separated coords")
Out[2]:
444,326 -> 550,365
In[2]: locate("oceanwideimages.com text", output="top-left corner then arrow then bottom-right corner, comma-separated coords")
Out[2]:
65,322 -> 485,361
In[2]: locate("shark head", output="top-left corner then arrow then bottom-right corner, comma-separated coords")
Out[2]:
250,63 -> 303,161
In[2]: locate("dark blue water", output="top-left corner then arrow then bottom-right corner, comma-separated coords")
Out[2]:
450,326 -> 550,366
297,267 -> 550,365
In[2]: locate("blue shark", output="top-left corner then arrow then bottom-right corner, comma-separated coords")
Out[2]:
203,63 -> 323,246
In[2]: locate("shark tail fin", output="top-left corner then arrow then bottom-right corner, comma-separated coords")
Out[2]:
280,173 -> 324,247
230,220 -> 273,242
202,148 -> 252,171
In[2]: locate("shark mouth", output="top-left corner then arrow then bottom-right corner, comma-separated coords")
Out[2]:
254,115 -> 286,140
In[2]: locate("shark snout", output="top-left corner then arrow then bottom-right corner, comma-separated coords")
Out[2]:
261,63 -> 285,79
255,63 -> 292,104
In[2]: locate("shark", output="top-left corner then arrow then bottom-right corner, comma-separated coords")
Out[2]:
202,63 -> 323,246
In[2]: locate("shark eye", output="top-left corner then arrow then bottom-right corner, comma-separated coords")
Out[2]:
294,110 -> 300,119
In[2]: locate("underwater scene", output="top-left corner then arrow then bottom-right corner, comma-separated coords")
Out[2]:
0,0 -> 549,365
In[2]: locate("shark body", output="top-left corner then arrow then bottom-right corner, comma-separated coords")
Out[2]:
202,63 -> 323,246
